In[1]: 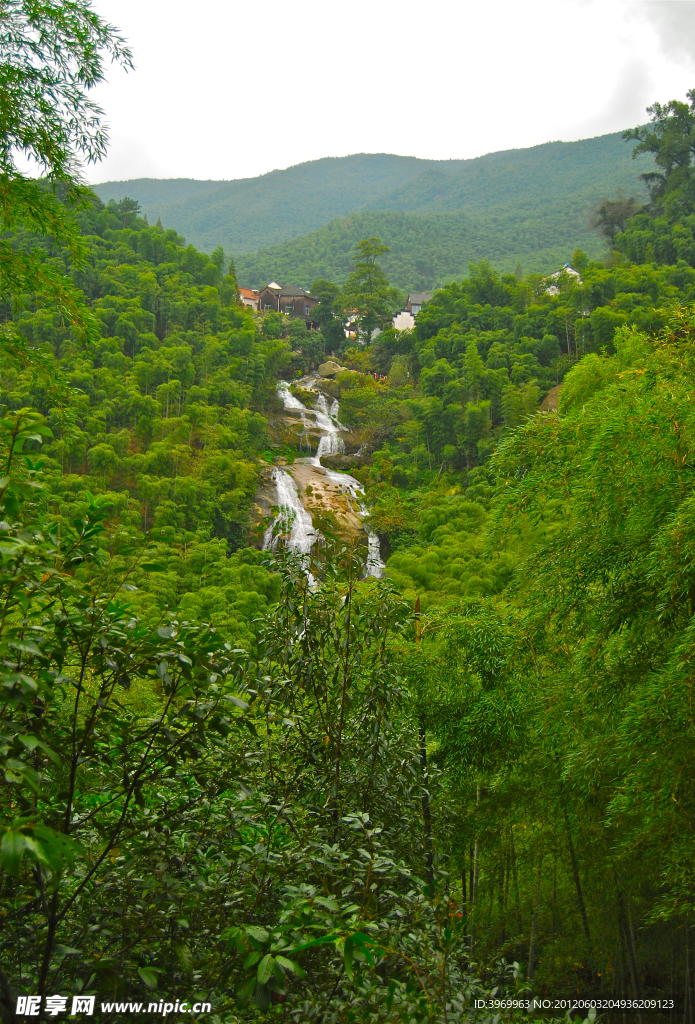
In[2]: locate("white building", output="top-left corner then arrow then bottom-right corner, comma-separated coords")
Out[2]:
544,264 -> 581,297
392,292 -> 433,331
392,310 -> 415,331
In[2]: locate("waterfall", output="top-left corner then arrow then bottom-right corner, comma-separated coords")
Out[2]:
264,380 -> 385,578
262,467 -> 315,554
320,464 -> 385,578
276,381 -> 308,414
277,381 -> 313,452
367,532 -> 385,577
312,393 -> 345,459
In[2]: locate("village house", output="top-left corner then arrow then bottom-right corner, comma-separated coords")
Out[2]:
406,292 -> 433,314
257,282 -> 319,326
238,286 -> 259,311
543,263 -> 581,296
392,291 -> 433,331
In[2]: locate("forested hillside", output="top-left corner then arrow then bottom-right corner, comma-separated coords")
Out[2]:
93,154 -> 445,252
233,206 -> 607,292
94,132 -> 653,288
1,199 -> 306,646
5,13 -> 695,1019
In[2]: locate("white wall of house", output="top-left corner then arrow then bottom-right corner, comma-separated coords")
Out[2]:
393,310 -> 415,331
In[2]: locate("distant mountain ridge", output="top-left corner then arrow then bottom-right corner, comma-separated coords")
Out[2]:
92,132 -> 654,289
92,154 -> 466,253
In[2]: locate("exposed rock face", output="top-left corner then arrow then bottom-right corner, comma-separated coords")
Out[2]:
249,464 -> 280,542
320,453 -> 364,472
540,384 -> 561,411
289,461 -> 364,539
318,360 -> 347,377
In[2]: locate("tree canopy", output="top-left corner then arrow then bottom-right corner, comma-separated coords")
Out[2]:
340,237 -> 404,342
0,0 -> 132,366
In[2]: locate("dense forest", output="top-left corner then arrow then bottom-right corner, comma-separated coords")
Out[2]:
93,135 -> 654,289
234,201 -> 647,294
5,4 -> 695,1022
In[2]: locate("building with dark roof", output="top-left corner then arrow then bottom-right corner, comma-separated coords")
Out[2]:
406,292 -> 433,314
393,292 -> 434,331
257,283 -> 319,327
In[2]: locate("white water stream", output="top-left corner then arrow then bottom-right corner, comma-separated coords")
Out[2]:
261,466 -> 315,555
263,381 -> 385,578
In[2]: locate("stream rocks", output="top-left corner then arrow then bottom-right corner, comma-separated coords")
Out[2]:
319,453 -> 364,472
317,360 -> 347,377
289,461 -> 364,538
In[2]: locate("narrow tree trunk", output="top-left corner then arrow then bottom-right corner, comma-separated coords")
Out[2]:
562,807 -> 591,944
528,857 -> 542,981
510,831 -> 523,937
551,857 -> 557,943
503,846 -> 511,945
616,888 -> 642,1024
615,922 -> 628,1024
628,902 -> 644,1024
470,836 -> 480,959
420,717 -> 434,894
499,855 -> 507,948
415,596 -> 434,895
686,923 -> 693,1024
470,785 -> 481,959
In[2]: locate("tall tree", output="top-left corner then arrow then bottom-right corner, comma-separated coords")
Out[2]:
0,0 -> 132,366
310,277 -> 346,354
590,191 -> 640,242
340,237 -> 403,343
624,88 -> 695,217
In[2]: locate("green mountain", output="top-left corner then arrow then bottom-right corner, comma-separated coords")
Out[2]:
91,154 -> 463,253
93,131 -> 654,291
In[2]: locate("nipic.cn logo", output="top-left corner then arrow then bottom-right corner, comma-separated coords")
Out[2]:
15,996 -> 212,1016
16,996 -> 95,1016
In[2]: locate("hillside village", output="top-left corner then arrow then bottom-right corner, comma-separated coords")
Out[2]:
238,269 -> 582,341
238,280 -> 434,336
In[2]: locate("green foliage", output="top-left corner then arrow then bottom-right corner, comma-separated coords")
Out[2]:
614,88 -> 695,269
340,237 -> 404,342
310,277 -> 346,354
0,1 -> 132,363
0,410 -> 257,1009
591,190 -> 640,242
235,207 -> 624,295
437,306 -> 695,997
318,255 -> 695,611
625,87 -> 695,216
1,197 -> 292,637
93,133 -> 654,290
0,427 -> 529,1020
7,70 -> 695,1023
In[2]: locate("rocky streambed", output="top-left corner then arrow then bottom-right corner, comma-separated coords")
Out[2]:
257,377 -> 384,576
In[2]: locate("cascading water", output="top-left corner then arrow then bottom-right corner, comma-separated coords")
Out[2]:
262,467 -> 315,554
314,393 -> 345,459
264,380 -> 385,577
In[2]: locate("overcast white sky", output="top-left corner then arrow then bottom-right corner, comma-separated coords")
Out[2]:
88,0 -> 695,184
